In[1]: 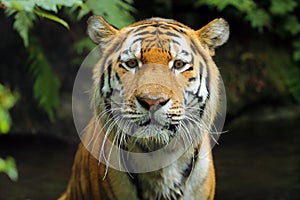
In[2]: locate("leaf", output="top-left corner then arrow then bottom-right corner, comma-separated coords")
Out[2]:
246,9 -> 271,31
284,16 -> 300,36
270,0 -> 297,16
0,84 -> 19,110
77,3 -> 90,20
35,0 -> 83,13
13,10 -> 36,47
0,84 -> 19,134
1,0 -> 35,12
28,40 -> 60,121
34,8 -> 70,29
2,0 -> 83,12
0,106 -> 11,134
293,39 -> 300,61
0,157 -> 18,181
85,0 -> 135,28
196,0 -> 256,13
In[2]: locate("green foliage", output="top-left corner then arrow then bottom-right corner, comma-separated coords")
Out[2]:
2,0 -> 82,47
84,0 -> 135,28
0,157 -> 18,181
269,0 -> 297,16
12,11 -> 36,47
284,16 -> 300,36
1,0 -> 134,121
266,49 -> 300,102
1,0 -> 134,47
28,39 -> 60,122
34,7 -> 70,29
197,0 -> 272,29
293,39 -> 300,61
0,84 -> 19,134
245,8 -> 270,30
0,85 -> 19,181
197,0 -> 300,103
198,0 -> 256,13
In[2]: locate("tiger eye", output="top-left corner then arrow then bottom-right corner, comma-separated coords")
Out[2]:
173,60 -> 186,69
125,59 -> 139,68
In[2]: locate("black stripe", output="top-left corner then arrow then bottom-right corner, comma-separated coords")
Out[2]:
99,70 -> 105,95
188,77 -> 196,82
151,28 -> 164,35
172,146 -> 199,198
151,23 -> 160,27
168,26 -> 187,34
170,182 -> 184,200
182,147 -> 199,178
165,31 -> 181,38
185,66 -> 194,71
134,30 -> 151,36
134,25 -> 148,33
104,98 -> 111,111
118,63 -> 127,70
170,39 -> 180,45
128,173 -> 145,200
205,63 -> 210,96
132,37 -> 143,45
199,104 -> 205,116
105,62 -> 112,98
115,71 -> 120,81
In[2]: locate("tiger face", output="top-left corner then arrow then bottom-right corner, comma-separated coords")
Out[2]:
88,16 -> 229,152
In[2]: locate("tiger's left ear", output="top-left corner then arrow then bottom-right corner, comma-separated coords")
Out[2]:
87,16 -> 119,44
196,18 -> 229,56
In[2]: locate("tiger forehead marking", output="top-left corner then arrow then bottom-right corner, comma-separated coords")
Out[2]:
119,25 -> 193,66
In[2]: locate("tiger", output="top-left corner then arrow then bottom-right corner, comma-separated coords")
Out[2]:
59,15 -> 229,200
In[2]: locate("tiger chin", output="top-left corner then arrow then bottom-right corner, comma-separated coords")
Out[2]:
59,16 -> 229,200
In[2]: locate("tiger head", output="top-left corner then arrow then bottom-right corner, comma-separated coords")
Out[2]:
87,16 -> 229,152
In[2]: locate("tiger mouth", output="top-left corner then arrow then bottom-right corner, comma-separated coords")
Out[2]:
118,116 -> 180,152
128,112 -> 179,133
127,125 -> 178,152
130,118 -> 179,136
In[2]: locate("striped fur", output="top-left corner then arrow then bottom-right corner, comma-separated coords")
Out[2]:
60,16 -> 229,200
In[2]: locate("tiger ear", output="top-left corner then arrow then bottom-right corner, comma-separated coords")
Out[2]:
196,18 -> 229,56
87,16 -> 119,44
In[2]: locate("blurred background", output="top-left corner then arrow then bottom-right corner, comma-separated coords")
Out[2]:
0,0 -> 299,199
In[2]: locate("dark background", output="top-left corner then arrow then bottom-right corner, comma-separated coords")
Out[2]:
0,0 -> 300,199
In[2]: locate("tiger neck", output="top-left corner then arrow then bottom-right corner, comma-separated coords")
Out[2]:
128,145 -> 201,200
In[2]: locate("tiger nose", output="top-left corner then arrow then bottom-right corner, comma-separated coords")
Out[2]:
136,97 -> 170,111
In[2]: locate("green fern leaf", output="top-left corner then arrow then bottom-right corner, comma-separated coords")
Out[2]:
34,8 -> 70,29
28,40 -> 60,121
13,11 -> 36,47
85,0 -> 135,28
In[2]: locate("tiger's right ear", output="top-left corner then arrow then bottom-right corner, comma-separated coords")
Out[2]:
87,16 -> 119,44
196,18 -> 229,56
